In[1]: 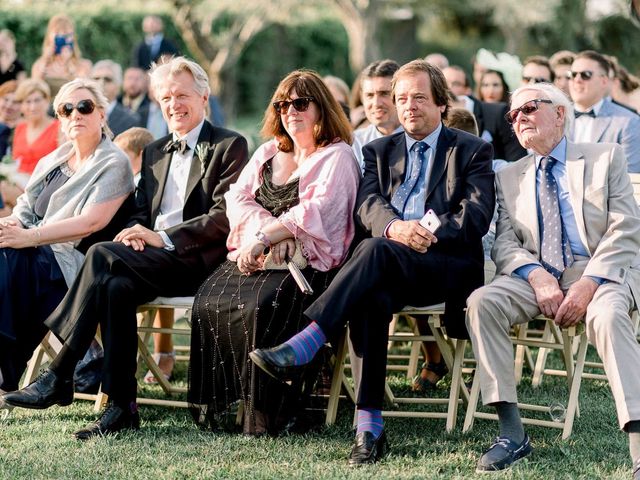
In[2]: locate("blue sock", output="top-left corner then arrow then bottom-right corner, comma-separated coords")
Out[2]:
284,321 -> 326,366
356,408 -> 384,439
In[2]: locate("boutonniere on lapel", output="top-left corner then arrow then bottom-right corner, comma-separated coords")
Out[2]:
194,142 -> 212,176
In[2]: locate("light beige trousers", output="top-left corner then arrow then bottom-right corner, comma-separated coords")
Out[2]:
465,262 -> 640,429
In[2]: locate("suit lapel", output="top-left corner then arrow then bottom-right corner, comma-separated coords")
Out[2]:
592,101 -> 613,142
565,142 -> 589,253
388,133 -> 407,194
184,121 -> 215,203
516,155 -> 540,253
150,139 -> 172,217
425,126 -> 453,200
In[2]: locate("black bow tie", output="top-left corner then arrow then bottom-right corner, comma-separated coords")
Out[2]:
575,109 -> 596,119
163,138 -> 190,155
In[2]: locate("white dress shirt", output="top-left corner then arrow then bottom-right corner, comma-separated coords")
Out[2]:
573,98 -> 604,144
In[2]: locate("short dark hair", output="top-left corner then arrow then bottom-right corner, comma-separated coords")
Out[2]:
261,69 -> 352,152
479,69 -> 510,103
392,59 -> 451,119
444,107 -> 478,136
523,55 -> 554,81
573,50 -> 612,77
549,50 -> 575,69
360,59 -> 400,82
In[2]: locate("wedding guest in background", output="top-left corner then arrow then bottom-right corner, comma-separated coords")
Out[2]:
131,15 -> 179,70
0,80 -> 20,158
0,30 -> 26,86
479,69 -> 510,103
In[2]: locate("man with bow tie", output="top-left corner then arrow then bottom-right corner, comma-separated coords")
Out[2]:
2,57 -> 248,439
466,82 -> 640,476
569,50 -> 640,172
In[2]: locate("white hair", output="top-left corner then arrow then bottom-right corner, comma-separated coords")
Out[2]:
92,59 -> 124,88
149,56 -> 210,98
510,82 -> 574,136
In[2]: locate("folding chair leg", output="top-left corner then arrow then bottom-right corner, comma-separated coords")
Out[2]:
326,332 -> 349,425
446,338 -> 467,432
532,323 -> 554,387
562,333 -> 588,439
463,363 -> 482,433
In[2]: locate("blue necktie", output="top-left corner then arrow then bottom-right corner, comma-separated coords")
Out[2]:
391,141 -> 428,216
538,156 -> 573,279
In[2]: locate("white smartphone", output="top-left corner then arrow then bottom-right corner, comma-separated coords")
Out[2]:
419,209 -> 441,234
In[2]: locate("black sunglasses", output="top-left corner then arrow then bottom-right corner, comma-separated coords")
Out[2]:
522,76 -> 549,84
505,98 -> 553,124
56,99 -> 96,118
567,70 -> 596,81
272,97 -> 314,114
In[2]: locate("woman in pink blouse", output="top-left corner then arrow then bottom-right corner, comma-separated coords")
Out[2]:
188,70 -> 359,435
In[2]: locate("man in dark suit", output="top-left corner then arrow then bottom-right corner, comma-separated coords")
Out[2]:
91,60 -> 141,136
131,15 -> 179,70
2,57 -> 248,439
118,67 -> 151,127
443,65 -> 526,161
250,60 -> 495,465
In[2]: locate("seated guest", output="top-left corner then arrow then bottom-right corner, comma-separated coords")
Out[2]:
479,69 -> 510,104
1,56 -> 248,440
250,60 -> 494,464
569,50 -> 640,172
0,78 -> 134,394
444,107 -> 479,136
188,69 -> 359,435
91,60 -> 141,137
323,74 -> 351,118
118,67 -> 151,127
0,80 -> 20,158
520,55 -> 554,85
31,15 -> 92,98
549,50 -> 575,95
466,82 -> 640,476
1,79 -> 62,209
113,126 -> 154,186
0,29 -> 26,85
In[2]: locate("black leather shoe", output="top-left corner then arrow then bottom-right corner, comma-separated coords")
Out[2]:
249,344 -> 305,382
74,401 -> 140,440
476,434 -> 533,472
348,430 -> 389,466
1,369 -> 73,410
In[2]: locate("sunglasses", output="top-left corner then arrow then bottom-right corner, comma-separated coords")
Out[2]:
566,70 -> 599,81
522,76 -> 549,84
56,99 -> 96,118
505,98 -> 553,124
272,97 -> 314,114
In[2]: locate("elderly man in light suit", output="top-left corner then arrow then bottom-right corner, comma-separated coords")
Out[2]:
466,82 -> 640,476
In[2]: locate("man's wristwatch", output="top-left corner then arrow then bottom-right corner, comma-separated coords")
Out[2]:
255,231 -> 271,248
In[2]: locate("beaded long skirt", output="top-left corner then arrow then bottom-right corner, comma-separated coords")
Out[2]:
188,260 -> 336,435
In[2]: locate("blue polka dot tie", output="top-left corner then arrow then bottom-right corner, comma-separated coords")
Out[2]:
391,141 -> 428,215
538,156 -> 573,279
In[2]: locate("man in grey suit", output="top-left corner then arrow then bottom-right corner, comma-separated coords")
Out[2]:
466,82 -> 640,476
91,60 -> 141,136
569,50 -> 640,172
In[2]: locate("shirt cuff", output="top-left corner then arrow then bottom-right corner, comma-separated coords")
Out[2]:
585,275 -> 608,286
158,230 -> 175,251
383,219 -> 400,238
513,264 -> 542,281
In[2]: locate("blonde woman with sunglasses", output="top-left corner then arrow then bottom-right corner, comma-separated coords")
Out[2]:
0,78 -> 133,395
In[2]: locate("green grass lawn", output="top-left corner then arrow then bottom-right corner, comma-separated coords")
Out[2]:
0,346 -> 632,479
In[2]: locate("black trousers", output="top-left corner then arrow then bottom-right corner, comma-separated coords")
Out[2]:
305,237 -> 457,410
45,241 -> 208,403
0,246 -> 67,391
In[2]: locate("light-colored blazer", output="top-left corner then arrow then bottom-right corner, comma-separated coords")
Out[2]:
573,98 -> 640,173
492,140 -> 640,303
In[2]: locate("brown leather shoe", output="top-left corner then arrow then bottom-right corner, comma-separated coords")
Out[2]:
348,430 -> 389,466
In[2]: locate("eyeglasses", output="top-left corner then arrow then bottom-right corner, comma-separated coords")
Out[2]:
272,97 -> 314,114
566,70 -> 601,81
522,76 -> 549,84
92,76 -> 114,84
56,99 -> 96,118
505,98 -> 553,124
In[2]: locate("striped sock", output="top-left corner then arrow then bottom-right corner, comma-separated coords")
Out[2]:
284,321 -> 326,366
356,408 -> 384,439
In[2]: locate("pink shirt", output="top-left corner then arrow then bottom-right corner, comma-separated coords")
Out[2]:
225,139 -> 360,271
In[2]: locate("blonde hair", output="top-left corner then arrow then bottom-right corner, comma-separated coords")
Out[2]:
15,79 -> 51,102
42,14 -> 83,61
53,78 -> 113,138
149,56 -> 210,97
